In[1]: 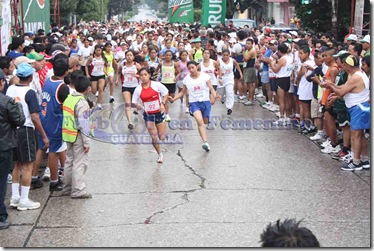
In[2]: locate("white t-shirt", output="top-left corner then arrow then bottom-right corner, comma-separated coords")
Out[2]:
297,59 -> 316,100
182,72 -> 211,103
78,45 -> 92,66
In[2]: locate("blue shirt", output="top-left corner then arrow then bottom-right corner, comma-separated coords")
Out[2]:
262,48 -> 273,72
160,47 -> 178,56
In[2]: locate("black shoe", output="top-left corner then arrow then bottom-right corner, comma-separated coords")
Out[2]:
133,111 -> 138,115
0,219 -> 10,230
31,178 -> 43,189
227,109 -> 232,115
50,180 -> 63,191
128,123 -> 134,130
109,97 -> 115,103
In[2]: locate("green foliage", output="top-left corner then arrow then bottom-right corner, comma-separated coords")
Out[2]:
293,0 -> 332,32
194,9 -> 202,22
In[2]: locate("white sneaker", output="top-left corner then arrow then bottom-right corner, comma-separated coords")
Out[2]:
157,153 -> 163,163
321,144 -> 341,154
321,139 -> 331,148
7,174 -> 12,184
202,142 -> 210,152
310,131 -> 324,141
340,151 -> 353,163
269,105 -> 280,112
43,167 -> 51,181
10,198 -> 20,208
244,100 -> 254,106
185,108 -> 189,113
275,112 -> 281,117
95,91 -> 99,97
17,199 -> 41,211
256,93 -> 264,98
164,114 -> 171,122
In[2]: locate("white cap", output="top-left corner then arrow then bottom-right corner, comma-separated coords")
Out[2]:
346,34 -> 358,41
289,31 -> 298,37
229,37 -> 236,43
360,34 -> 370,43
126,36 -> 133,41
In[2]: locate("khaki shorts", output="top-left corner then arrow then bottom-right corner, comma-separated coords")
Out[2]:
243,67 -> 256,83
311,99 -> 323,119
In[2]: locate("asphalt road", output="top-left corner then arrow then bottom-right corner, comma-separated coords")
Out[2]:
1,88 -> 370,247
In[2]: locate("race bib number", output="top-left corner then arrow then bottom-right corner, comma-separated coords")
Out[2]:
125,75 -> 134,82
164,72 -> 171,78
144,100 -> 160,113
196,58 -> 203,63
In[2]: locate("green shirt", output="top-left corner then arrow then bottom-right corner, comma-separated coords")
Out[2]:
333,70 -> 348,112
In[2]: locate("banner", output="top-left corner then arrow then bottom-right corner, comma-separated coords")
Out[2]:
168,0 -> 194,24
201,0 -> 226,27
353,0 -> 364,36
23,0 -> 50,33
1,0 -> 11,56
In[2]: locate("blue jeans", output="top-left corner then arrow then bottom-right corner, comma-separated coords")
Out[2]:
0,149 -> 13,221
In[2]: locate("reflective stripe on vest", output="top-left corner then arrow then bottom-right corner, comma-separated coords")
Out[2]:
62,94 -> 85,143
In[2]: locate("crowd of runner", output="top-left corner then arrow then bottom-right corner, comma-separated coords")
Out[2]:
0,20 -> 370,221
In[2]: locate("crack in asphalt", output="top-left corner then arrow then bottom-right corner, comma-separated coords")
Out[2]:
143,150 -> 206,224
177,150 -> 206,189
143,192 -> 189,224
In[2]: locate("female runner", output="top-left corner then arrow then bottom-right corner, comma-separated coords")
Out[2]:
103,42 -> 117,103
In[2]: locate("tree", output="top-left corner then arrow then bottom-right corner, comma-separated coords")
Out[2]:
292,0 -> 332,33
107,0 -> 140,20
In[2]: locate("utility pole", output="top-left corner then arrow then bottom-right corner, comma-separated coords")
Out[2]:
100,0 -> 103,21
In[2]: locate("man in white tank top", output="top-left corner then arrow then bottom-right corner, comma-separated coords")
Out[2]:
322,55 -> 370,171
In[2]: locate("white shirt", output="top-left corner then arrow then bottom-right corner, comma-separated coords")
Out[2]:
182,72 -> 211,102
78,45 -> 92,66
297,59 -> 316,100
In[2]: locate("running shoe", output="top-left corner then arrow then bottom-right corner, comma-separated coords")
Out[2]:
320,139 -> 331,148
341,160 -> 363,171
185,108 -> 189,113
361,160 -> 370,169
244,100 -> 255,106
274,112 -> 281,117
7,174 -> 12,184
43,167 -> 51,181
340,152 -> 353,163
227,109 -> 232,115
310,131 -> 324,141
109,97 -> 115,103
128,123 -> 134,130
164,114 -> 171,122
10,198 -> 19,208
17,199 -> 41,211
331,150 -> 349,160
157,153 -> 164,163
202,142 -> 210,152
321,144 -> 340,154
31,177 -> 43,189
256,93 -> 264,98
95,91 -> 99,97
50,180 -> 63,192
269,105 -> 280,112
133,110 -> 138,115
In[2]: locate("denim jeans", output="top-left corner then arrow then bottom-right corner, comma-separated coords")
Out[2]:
0,149 -> 13,221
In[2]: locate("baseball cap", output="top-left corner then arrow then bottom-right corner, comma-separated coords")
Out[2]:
14,56 -> 35,67
40,52 -> 52,60
126,36 -> 133,41
346,34 -> 358,41
360,34 -> 370,43
344,54 -> 359,67
120,41 -> 127,46
289,31 -> 298,37
229,37 -> 236,44
333,50 -> 348,57
269,40 -> 278,45
316,46 -> 328,52
87,37 -> 94,42
27,52 -> 44,61
16,63 -> 36,77
191,37 -> 202,43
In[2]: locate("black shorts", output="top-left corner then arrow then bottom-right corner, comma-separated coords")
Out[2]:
143,112 -> 165,125
322,105 -> 337,119
270,78 -> 277,92
162,83 -> 176,94
90,75 -> 105,81
300,99 -> 312,105
14,126 -> 36,163
276,77 -> 291,92
234,65 -> 244,79
122,87 -> 136,95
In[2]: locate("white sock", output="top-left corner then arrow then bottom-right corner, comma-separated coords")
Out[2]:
110,96 -> 114,99
20,186 -> 30,203
12,183 -> 20,199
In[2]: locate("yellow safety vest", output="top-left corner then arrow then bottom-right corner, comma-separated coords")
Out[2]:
62,94 -> 85,143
